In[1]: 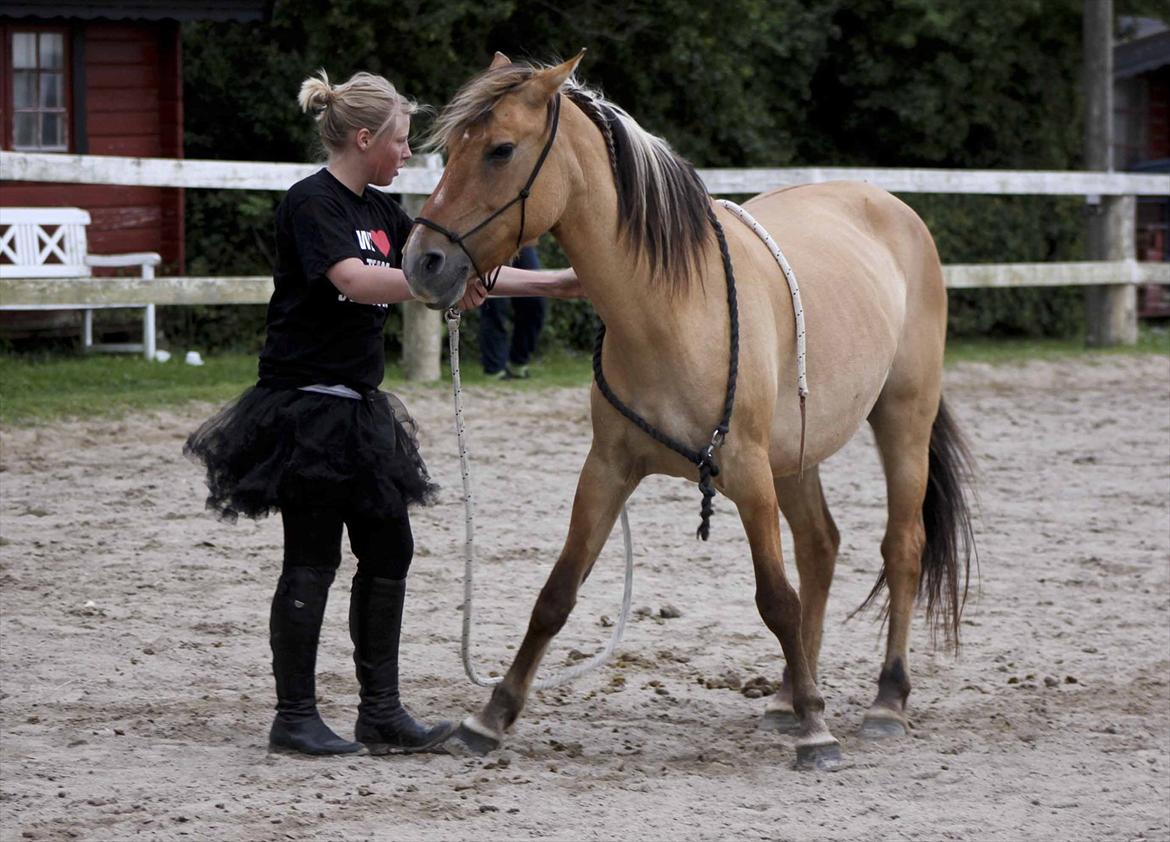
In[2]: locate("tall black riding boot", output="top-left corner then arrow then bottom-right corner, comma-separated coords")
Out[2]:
269,566 -> 365,756
350,575 -> 454,754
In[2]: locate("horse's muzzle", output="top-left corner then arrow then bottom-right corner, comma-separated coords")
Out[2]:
403,241 -> 470,310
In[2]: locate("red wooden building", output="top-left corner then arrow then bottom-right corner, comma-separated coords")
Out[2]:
0,1 -> 267,273
1115,16 -> 1170,317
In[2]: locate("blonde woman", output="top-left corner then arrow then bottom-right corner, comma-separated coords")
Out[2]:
186,70 -> 578,756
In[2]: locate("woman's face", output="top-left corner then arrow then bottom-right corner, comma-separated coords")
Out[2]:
368,114 -> 412,187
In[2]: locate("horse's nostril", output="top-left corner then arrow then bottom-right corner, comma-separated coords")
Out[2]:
422,250 -> 445,276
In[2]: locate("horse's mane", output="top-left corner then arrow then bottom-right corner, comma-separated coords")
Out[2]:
425,62 -> 712,292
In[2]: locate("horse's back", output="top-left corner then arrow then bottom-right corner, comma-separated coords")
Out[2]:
753,181 -> 949,385
734,182 -> 946,471
746,180 -> 941,295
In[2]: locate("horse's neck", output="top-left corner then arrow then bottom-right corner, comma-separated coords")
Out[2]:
554,206 -> 729,429
551,139 -> 715,352
554,190 -> 731,451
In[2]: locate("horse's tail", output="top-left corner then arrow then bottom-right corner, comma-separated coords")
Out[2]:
856,396 -> 977,651
919,398 -> 977,649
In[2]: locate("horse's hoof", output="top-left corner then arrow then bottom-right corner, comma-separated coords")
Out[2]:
859,713 -> 908,739
793,739 -> 848,772
452,718 -> 500,756
759,709 -> 800,733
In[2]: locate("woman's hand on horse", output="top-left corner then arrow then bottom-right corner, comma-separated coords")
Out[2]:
458,279 -> 489,311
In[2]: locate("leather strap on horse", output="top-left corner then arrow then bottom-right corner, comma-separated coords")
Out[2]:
593,204 -> 740,541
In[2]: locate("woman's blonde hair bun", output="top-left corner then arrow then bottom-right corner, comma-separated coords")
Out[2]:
298,69 -> 334,115
297,69 -> 418,154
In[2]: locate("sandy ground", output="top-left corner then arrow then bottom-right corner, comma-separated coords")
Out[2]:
1,354 -> 1168,841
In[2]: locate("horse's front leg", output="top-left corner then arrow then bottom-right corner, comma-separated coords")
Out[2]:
455,446 -> 638,754
730,456 -> 846,771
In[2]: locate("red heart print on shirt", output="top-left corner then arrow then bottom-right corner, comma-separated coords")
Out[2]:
370,230 -> 392,257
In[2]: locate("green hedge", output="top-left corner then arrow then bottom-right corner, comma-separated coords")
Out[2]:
908,194 -> 1087,338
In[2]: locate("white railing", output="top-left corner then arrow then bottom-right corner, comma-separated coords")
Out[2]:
3,261 -> 1167,307
1,150 -> 1167,376
2,150 -> 1167,196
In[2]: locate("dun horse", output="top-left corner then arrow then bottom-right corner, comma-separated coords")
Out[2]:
403,52 -> 975,770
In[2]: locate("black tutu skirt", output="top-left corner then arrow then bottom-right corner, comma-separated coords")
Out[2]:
184,386 -> 438,522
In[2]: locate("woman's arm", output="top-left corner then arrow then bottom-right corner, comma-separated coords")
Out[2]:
326,259 -> 416,305
487,266 -> 583,299
327,259 -> 584,308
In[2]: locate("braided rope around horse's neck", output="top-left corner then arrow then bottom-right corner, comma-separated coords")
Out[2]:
446,310 -> 635,691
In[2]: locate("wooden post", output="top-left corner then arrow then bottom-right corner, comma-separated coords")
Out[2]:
1083,0 -> 1137,346
399,155 -> 443,381
1086,195 -> 1138,344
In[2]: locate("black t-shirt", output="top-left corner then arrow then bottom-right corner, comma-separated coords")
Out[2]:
258,168 -> 414,391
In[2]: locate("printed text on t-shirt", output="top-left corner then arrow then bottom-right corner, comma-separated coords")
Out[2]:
336,228 -> 394,307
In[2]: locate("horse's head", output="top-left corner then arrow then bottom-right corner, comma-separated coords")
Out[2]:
403,51 -> 584,309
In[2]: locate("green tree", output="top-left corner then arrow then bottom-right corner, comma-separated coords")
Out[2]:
176,0 -> 1157,348
803,0 -> 1084,169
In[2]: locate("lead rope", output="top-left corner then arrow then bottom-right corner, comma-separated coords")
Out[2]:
446,309 -> 635,690
714,199 -> 810,479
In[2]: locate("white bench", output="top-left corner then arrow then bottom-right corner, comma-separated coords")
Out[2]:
0,207 -> 162,359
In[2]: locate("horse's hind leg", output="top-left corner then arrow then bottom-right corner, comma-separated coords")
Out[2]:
731,458 -> 844,770
761,467 -> 840,733
455,445 -> 638,754
860,389 -> 936,739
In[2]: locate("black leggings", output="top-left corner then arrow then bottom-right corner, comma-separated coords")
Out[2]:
279,504 -> 414,580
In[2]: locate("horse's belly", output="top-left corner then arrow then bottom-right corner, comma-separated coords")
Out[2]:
767,356 -> 891,476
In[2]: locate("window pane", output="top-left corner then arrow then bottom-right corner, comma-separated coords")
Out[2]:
14,113 -> 37,147
40,73 -> 63,108
41,113 -> 66,148
13,71 -> 36,107
39,33 -> 64,69
12,33 -> 36,68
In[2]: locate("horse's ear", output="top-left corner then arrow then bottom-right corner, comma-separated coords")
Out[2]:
526,49 -> 586,103
490,51 -> 512,69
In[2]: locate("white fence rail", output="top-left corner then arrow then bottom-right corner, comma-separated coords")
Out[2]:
3,262 -> 1167,309
0,276 -> 272,308
2,150 -> 1167,196
944,260 -> 1167,289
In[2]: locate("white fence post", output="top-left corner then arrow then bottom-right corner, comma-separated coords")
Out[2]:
399,154 -> 443,382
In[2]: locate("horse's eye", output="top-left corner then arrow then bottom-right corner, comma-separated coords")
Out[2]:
488,143 -> 514,162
